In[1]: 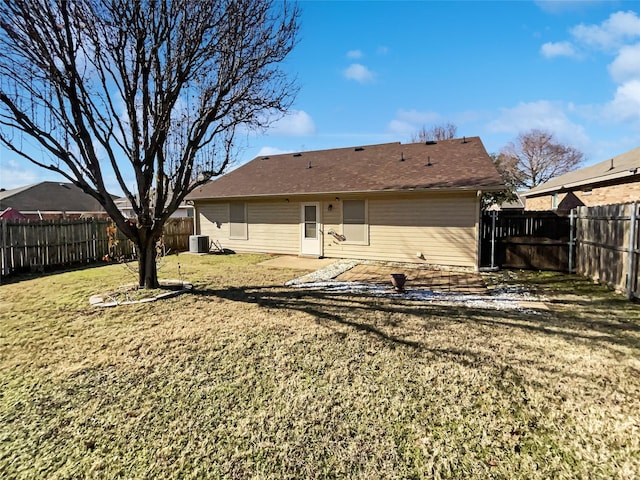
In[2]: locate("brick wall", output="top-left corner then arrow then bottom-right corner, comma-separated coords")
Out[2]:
525,178 -> 640,211
525,196 -> 552,210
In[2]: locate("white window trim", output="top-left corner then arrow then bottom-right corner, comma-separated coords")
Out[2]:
229,202 -> 248,240
341,199 -> 369,246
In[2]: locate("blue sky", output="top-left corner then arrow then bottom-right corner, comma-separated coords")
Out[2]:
1,0 -> 639,193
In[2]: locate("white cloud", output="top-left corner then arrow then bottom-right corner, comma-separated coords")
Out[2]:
377,46 -> 389,55
540,41 -> 578,58
386,119 -> 417,137
268,110 -> 316,136
256,146 -> 293,157
343,63 -> 374,83
395,109 -> 441,125
386,110 -> 441,137
571,10 -> 640,51
346,49 -> 363,59
604,80 -> 640,122
608,42 -> 640,83
0,159 -> 50,189
537,11 -> 640,128
487,101 -> 589,146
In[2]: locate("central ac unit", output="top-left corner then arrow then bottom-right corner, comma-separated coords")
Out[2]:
189,235 -> 209,253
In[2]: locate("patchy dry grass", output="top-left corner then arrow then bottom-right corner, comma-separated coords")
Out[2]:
1,255 -> 639,479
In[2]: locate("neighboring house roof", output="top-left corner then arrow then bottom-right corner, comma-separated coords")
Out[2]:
114,195 -> 193,211
0,207 -> 27,220
488,191 -> 525,211
188,137 -> 504,200
521,146 -> 640,197
0,181 -> 109,213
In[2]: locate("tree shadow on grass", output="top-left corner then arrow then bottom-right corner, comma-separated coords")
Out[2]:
193,283 -> 640,355
1,260 -> 113,285
198,285 -> 424,349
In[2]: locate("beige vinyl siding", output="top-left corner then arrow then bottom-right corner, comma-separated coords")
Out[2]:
197,202 -> 229,239
196,192 -> 480,268
229,202 -> 247,239
323,193 -> 479,267
342,199 -> 368,244
196,200 -> 299,254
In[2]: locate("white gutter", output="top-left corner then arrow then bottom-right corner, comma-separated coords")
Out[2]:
189,184 -> 507,202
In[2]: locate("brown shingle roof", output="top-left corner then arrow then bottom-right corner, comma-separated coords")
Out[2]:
522,146 -> 640,197
0,181 -> 109,212
188,137 -> 504,200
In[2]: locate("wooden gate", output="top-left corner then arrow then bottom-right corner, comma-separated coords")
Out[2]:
481,211 -> 574,271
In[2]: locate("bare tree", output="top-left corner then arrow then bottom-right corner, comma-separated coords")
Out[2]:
0,0 -> 299,287
498,129 -> 583,189
411,122 -> 457,142
481,152 -> 519,210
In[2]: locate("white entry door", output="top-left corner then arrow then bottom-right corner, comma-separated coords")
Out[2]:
300,202 -> 322,256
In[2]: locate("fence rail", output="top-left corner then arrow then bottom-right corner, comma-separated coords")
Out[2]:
576,203 -> 639,300
482,204 -> 640,300
1,217 -> 193,277
480,211 -> 573,271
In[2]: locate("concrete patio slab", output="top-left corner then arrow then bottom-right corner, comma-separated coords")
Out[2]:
262,256 -> 490,295
336,264 -> 488,295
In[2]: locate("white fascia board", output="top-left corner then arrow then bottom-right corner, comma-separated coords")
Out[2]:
522,170 -> 638,197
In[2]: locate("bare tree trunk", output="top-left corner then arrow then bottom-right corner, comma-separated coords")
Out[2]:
0,0 -> 299,291
137,229 -> 160,289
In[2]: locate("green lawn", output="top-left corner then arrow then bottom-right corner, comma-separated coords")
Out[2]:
1,254 -> 639,479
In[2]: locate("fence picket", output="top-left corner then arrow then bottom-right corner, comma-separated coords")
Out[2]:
0,217 -> 193,277
576,203 -> 637,297
481,211 -> 572,271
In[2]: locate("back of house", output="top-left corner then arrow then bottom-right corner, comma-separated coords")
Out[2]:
187,137 -> 504,269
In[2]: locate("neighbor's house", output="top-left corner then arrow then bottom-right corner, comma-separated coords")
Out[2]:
0,207 -> 27,220
522,146 -> 640,212
0,181 -> 111,219
114,194 -> 194,219
187,137 -> 504,269
487,191 -> 526,211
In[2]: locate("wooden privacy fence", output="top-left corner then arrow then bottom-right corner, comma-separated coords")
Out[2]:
481,211 -> 573,271
575,203 -> 639,300
1,217 -> 193,277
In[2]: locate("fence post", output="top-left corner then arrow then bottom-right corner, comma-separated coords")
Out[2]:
568,208 -> 575,274
490,210 -> 497,269
1,219 -> 7,276
627,202 -> 637,300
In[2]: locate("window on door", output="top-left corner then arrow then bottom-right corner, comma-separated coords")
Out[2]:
342,199 -> 368,244
304,205 -> 317,239
229,202 -> 247,239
